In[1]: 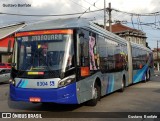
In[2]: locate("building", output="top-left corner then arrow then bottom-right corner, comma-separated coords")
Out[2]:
153,48 -> 160,66
152,48 -> 160,70
0,22 -> 25,62
152,48 -> 160,61
107,21 -> 147,47
0,35 -> 14,62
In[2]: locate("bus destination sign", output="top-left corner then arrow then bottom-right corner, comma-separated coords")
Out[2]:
18,34 -> 67,42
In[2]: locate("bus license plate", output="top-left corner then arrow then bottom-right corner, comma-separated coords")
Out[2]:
29,97 -> 41,102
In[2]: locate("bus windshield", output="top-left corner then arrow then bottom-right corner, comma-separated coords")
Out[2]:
16,33 -> 73,72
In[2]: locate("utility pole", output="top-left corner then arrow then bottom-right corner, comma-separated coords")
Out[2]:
157,40 -> 159,71
104,0 -> 106,30
108,2 -> 112,32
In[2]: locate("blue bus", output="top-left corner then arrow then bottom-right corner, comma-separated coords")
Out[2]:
9,18 -> 154,106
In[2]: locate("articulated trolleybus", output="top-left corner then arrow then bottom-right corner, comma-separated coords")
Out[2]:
10,18 -> 154,106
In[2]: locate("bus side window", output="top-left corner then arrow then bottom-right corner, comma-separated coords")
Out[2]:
78,29 -> 89,67
67,40 -> 75,68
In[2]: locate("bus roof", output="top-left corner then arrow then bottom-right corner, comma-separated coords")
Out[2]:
19,18 -> 128,44
20,18 -> 90,32
19,18 -> 151,52
130,41 -> 151,52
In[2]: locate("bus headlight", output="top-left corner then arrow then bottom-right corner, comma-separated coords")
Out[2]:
9,79 -> 15,86
58,75 -> 76,88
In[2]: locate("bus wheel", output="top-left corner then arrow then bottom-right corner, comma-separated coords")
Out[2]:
120,79 -> 125,92
86,82 -> 100,106
147,71 -> 150,81
143,74 -> 147,83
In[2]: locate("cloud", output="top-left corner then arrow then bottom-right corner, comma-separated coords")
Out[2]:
0,0 -> 159,49
0,0 -> 158,26
0,0 -> 86,26
104,0 -> 154,13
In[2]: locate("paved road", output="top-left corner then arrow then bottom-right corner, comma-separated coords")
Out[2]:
0,71 -> 160,121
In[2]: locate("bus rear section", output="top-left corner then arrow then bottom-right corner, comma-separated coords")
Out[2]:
131,45 -> 154,84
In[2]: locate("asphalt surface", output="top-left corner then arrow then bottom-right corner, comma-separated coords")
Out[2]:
0,71 -> 160,121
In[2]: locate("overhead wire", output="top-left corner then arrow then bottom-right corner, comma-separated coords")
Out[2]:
111,7 -> 160,34
112,8 -> 160,16
0,9 -> 103,17
81,0 -> 104,18
67,0 -> 104,19
77,0 -> 103,19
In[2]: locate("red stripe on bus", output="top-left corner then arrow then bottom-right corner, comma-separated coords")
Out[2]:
16,29 -> 73,37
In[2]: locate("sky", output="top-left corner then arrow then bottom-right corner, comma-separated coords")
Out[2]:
0,0 -> 160,49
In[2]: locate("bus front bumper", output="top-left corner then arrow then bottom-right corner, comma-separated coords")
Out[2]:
10,82 -> 78,104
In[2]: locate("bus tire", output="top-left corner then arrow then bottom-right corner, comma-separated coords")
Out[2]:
143,73 -> 147,83
147,70 -> 150,81
86,82 -> 100,106
120,79 -> 125,92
